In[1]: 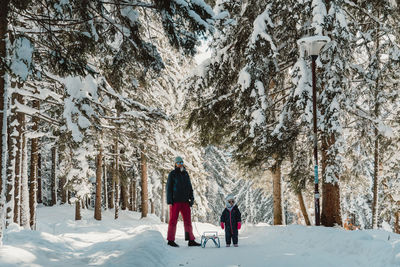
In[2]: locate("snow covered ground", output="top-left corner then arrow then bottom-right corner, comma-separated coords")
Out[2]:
1,205 -> 400,267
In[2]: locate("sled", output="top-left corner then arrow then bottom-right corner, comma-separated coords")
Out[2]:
201,231 -> 220,248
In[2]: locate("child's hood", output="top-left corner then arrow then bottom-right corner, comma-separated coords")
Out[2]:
225,194 -> 236,209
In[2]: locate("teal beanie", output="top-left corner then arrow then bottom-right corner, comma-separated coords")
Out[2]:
175,156 -> 183,163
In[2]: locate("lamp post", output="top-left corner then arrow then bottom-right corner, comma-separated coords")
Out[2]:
297,36 -> 330,226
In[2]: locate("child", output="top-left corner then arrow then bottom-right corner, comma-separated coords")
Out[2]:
220,194 -> 242,247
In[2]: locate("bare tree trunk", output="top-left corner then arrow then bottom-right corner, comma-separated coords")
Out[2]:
141,150 -> 148,218
75,201 -> 81,220
51,146 -> 57,206
29,100 -> 39,229
297,191 -> 311,226
114,138 -> 119,219
94,148 -> 102,221
321,134 -> 342,227
37,153 -> 42,204
271,161 -> 282,225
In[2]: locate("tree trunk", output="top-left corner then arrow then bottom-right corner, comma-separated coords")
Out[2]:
161,178 -> 166,222
59,149 -> 66,205
29,100 -> 39,229
20,130 -> 29,229
103,161 -> 107,210
150,199 -> 155,214
94,148 -> 102,221
130,177 -> 136,211
37,153 -> 42,204
113,138 -> 119,219
13,115 -> 22,224
394,211 -> 400,234
165,206 -> 169,223
321,134 -> 342,227
109,162 -> 114,209
271,162 -> 282,225
75,201 -> 81,220
12,96 -> 23,224
0,0 -> 10,244
121,182 -> 128,210
51,146 -> 57,206
297,191 -> 311,226
59,176 -> 66,204
141,150 -> 148,218
372,130 -> 379,229
6,110 -> 15,227
6,91 -> 21,226
371,20 -> 381,230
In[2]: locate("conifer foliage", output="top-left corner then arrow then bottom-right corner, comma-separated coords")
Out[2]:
0,0 -> 214,244
187,0 -> 400,229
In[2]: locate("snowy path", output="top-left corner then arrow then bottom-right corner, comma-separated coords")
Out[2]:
1,206 -> 400,267
166,223 -> 400,267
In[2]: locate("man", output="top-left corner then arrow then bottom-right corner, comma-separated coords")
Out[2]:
166,156 -> 201,247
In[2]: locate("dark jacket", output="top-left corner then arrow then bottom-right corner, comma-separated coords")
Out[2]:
166,167 -> 194,205
220,205 -> 241,234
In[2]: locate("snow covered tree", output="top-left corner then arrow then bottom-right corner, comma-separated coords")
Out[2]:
343,0 -> 400,229
0,0 -> 214,235
187,0 -> 313,225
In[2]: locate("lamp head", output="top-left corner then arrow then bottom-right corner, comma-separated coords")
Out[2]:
297,35 -> 330,57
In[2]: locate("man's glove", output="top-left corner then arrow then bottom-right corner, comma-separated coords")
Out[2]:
221,222 -> 224,229
189,198 -> 194,207
237,222 -> 241,230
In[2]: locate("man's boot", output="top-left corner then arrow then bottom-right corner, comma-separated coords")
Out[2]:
188,240 -> 201,247
167,241 -> 179,247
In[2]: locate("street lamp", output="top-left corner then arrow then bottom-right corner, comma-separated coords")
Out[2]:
297,35 -> 330,226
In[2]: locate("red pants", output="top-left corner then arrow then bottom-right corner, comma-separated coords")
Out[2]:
167,202 -> 195,241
